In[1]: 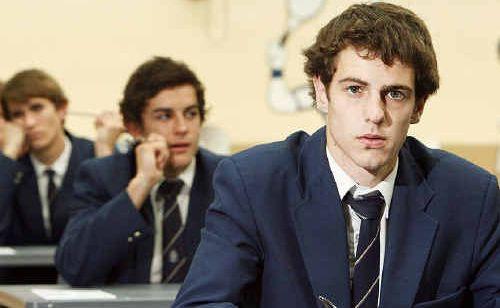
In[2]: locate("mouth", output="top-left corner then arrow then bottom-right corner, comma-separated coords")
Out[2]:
169,143 -> 191,154
27,133 -> 41,142
357,134 -> 386,149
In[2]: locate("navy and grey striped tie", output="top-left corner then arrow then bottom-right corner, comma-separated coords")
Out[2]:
157,178 -> 186,283
344,190 -> 385,308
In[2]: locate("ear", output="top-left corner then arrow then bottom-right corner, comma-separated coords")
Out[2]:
57,102 -> 68,122
410,100 -> 426,124
312,76 -> 329,113
125,121 -> 144,139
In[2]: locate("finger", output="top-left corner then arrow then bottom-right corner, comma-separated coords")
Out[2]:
145,133 -> 165,142
154,144 -> 168,170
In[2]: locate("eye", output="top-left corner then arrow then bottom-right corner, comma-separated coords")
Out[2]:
30,103 -> 44,112
10,111 -> 23,119
386,90 -> 406,101
346,85 -> 363,94
154,111 -> 172,121
184,108 -> 200,120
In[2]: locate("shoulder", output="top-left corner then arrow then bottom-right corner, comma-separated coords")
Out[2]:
78,151 -> 132,178
221,130 -> 310,178
73,151 -> 135,195
67,132 -> 94,158
404,137 -> 496,191
198,147 -> 225,166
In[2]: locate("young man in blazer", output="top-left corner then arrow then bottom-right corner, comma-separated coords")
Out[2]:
174,3 -> 499,307
56,57 -> 224,286
0,69 -> 96,283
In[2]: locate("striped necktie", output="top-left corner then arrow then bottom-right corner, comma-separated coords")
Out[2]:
157,178 -> 186,283
344,190 -> 385,308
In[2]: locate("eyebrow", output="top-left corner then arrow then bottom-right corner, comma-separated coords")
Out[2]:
338,77 -> 414,93
337,77 -> 368,86
152,104 -> 198,113
381,85 -> 413,94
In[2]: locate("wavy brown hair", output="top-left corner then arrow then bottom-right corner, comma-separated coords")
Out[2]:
120,57 -> 206,127
304,2 -> 439,106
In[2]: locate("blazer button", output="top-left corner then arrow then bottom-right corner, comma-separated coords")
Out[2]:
134,231 -> 142,238
14,171 -> 23,184
127,236 -> 133,243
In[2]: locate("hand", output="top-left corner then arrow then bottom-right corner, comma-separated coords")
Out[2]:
126,133 -> 169,209
94,111 -> 125,157
0,119 -> 27,160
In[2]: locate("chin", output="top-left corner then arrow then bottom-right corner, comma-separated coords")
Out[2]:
171,155 -> 194,171
355,154 -> 389,173
29,141 -> 48,152
366,158 -> 396,175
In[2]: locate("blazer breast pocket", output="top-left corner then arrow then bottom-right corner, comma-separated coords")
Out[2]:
413,287 -> 468,308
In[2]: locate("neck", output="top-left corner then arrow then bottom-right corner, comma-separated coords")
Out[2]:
164,162 -> 190,180
326,134 -> 395,188
164,168 -> 181,179
32,133 -> 66,166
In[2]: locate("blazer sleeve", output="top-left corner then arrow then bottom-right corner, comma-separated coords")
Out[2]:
469,175 -> 499,307
0,154 -> 20,244
173,158 -> 263,308
55,160 -> 149,286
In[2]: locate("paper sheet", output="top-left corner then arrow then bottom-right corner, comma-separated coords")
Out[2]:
0,247 -> 16,255
32,288 -> 117,301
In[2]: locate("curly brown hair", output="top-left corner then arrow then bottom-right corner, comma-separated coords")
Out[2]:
1,69 -> 68,120
120,57 -> 206,126
304,2 -> 439,106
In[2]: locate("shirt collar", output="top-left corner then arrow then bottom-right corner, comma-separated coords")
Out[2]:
152,156 -> 197,198
177,157 -> 196,191
326,146 -> 398,219
31,136 -> 72,178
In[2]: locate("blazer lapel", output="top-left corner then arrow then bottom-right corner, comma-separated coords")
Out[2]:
291,128 -> 351,308
184,151 -> 213,258
16,157 -> 47,243
50,137 -> 81,241
379,145 -> 437,307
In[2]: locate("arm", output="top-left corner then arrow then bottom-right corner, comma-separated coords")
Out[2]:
0,120 -> 26,160
93,111 -> 125,158
470,175 -> 499,307
173,158 -> 263,307
56,133 -> 169,286
55,160 -> 149,286
0,154 -> 20,244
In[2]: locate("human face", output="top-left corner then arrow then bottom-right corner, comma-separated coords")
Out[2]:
137,84 -> 202,175
314,46 -> 424,185
8,97 -> 67,155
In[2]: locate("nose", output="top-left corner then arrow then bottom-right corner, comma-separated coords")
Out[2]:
23,112 -> 37,129
364,94 -> 386,124
173,115 -> 188,135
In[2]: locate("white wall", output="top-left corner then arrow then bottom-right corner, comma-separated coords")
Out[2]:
0,0 -> 498,146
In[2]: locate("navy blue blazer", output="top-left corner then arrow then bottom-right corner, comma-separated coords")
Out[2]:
174,127 -> 499,308
0,133 -> 93,284
0,133 -> 94,245
55,148 -> 224,286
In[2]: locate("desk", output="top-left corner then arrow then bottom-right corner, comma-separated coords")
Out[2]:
0,246 -> 55,267
0,284 -> 179,308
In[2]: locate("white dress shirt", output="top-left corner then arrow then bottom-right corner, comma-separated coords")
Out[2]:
30,136 -> 72,238
149,158 -> 196,283
325,146 -> 397,299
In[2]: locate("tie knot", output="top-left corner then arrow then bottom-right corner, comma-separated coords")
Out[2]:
157,178 -> 184,203
45,168 -> 55,179
344,190 -> 384,220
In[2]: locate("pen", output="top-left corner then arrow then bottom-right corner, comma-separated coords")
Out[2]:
318,295 -> 337,308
